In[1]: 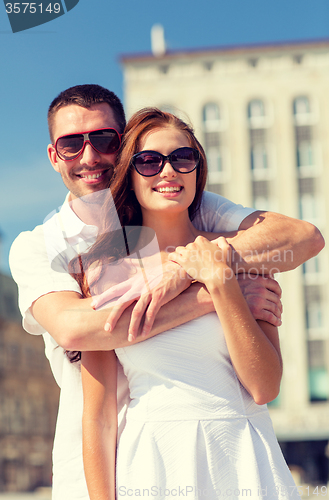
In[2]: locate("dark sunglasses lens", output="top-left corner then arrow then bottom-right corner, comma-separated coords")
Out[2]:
134,152 -> 163,176
171,148 -> 199,172
56,135 -> 84,160
90,129 -> 121,154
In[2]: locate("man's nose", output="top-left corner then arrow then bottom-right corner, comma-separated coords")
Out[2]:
80,142 -> 101,165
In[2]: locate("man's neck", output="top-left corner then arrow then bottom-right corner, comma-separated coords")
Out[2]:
68,191 -> 107,226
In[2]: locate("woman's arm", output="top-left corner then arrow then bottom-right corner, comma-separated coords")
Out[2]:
169,236 -> 283,405
81,350 -> 117,500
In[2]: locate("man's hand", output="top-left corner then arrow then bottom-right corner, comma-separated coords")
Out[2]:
236,274 -> 282,326
92,262 -> 193,342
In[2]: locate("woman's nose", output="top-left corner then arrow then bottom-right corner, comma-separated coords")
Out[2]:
160,160 -> 177,178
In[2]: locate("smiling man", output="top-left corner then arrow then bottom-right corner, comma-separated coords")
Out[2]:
48,102 -> 121,198
9,84 -> 324,500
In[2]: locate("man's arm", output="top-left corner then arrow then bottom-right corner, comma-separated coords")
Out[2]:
15,206 -> 307,352
31,272 -> 282,350
230,211 -> 324,272
89,210 -> 316,338
31,283 -> 214,351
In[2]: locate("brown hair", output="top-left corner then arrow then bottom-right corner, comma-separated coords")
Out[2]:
47,84 -> 126,143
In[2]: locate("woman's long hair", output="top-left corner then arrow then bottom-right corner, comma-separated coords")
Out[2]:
70,108 -> 208,295
68,108 -> 208,358
68,108 -> 208,362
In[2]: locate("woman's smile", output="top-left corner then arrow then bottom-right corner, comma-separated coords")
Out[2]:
132,127 -> 196,213
153,183 -> 183,195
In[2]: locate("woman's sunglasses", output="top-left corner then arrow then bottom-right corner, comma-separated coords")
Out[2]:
54,128 -> 122,161
131,147 -> 200,177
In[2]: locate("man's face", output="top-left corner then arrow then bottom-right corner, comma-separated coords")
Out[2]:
48,103 -> 120,200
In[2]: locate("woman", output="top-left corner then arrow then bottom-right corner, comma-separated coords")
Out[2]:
76,108 -> 297,500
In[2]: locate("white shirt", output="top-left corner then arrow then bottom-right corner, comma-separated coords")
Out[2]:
9,190 -> 255,500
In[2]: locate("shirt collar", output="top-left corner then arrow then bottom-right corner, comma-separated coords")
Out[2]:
58,193 -> 98,240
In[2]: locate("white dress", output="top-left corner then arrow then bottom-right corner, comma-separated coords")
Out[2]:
115,313 -> 299,500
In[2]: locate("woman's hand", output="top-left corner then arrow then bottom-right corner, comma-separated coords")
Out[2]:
168,235 -> 234,287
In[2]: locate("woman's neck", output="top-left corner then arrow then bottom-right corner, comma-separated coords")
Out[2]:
141,210 -> 199,251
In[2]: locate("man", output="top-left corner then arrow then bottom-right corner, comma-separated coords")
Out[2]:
9,84 -> 324,500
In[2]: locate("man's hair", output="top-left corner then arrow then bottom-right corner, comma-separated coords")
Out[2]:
47,84 -> 126,143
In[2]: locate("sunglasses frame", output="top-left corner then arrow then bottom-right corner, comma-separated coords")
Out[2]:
131,147 -> 200,177
54,127 -> 123,161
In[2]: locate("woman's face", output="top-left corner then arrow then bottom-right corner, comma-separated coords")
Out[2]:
131,127 -> 197,218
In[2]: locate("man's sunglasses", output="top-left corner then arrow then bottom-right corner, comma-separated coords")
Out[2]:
131,147 -> 200,177
54,128 -> 122,161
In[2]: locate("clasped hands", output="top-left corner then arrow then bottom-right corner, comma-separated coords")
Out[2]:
169,235 -> 234,285
90,236 -> 282,342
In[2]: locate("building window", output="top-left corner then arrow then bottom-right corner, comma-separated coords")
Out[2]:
293,96 -> 317,176
207,146 -> 222,173
248,99 -> 265,118
307,340 -> 329,402
304,285 -> 327,338
298,177 -> 315,195
293,96 -> 311,116
295,126 -> 313,168
248,102 -> 269,176
252,180 -> 268,198
203,102 -> 220,124
303,256 -> 320,276
306,300 -> 323,330
252,181 -> 270,210
248,100 -> 272,206
297,142 -> 313,168
203,103 -> 226,192
251,143 -> 268,171
299,193 -> 319,222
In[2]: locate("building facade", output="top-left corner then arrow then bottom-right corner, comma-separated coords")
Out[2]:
121,39 -> 329,485
0,272 -> 59,492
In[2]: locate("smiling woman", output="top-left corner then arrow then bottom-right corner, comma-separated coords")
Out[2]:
109,107 -> 208,226
70,108 -> 301,500
131,128 -> 198,220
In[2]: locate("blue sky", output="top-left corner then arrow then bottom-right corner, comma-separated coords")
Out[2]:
1,0 -> 329,274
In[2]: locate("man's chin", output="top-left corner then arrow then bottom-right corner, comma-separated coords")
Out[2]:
69,175 -> 112,201
69,184 -> 111,204
79,188 -> 111,205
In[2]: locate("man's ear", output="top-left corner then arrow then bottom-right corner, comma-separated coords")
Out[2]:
48,143 -> 60,173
